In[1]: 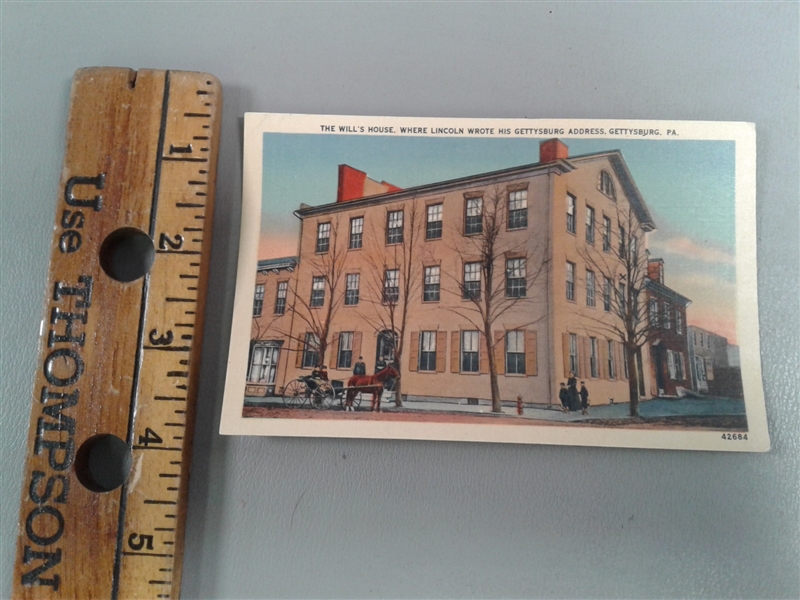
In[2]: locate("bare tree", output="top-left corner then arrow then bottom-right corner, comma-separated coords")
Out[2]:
280,219 -> 347,370
578,202 -> 658,416
443,185 -> 548,413
360,201 -> 424,407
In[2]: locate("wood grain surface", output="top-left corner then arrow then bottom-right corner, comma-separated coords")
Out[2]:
13,68 -> 221,600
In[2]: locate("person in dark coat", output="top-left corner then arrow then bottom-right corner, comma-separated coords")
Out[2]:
353,356 -> 366,376
579,381 -> 590,415
567,372 -> 581,412
558,383 -> 569,412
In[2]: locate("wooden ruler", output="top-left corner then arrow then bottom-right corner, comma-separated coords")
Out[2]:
13,68 -> 221,599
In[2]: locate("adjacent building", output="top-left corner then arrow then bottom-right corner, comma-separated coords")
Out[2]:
247,139 -> 660,406
645,258 -> 692,397
687,325 -> 743,398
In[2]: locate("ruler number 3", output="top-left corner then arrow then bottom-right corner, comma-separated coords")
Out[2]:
149,329 -> 174,345
159,232 -> 184,250
128,533 -> 154,551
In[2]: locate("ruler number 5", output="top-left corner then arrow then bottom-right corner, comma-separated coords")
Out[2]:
159,232 -> 184,250
128,533 -> 154,551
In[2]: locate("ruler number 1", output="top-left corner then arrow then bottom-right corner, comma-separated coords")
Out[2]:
138,428 -> 163,447
159,232 -> 184,250
128,533 -> 154,551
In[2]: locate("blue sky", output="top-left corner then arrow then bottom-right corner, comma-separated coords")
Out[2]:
260,133 -> 738,341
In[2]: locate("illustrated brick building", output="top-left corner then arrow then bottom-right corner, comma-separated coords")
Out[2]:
247,139 -> 661,406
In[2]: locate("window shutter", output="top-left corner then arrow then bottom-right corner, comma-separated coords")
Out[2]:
599,339 -> 608,379
525,330 -> 537,376
617,342 -> 626,380
353,331 -> 362,364
408,331 -> 419,372
435,331 -> 447,372
331,333 -> 340,370
562,333 -> 570,378
295,338 -> 304,368
451,331 -> 460,373
479,334 -> 489,374
494,331 -> 505,376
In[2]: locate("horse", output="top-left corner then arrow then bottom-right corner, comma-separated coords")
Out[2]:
344,365 -> 400,412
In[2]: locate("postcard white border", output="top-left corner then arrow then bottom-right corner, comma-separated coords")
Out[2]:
221,114 -> 768,452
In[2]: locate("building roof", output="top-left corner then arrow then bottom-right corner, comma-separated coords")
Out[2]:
293,148 -> 656,231
645,278 -> 692,307
257,256 -> 298,273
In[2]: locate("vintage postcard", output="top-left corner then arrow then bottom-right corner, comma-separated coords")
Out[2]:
220,114 -> 769,452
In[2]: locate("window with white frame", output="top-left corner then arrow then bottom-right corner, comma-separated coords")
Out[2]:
585,205 -> 595,244
508,189 -> 528,229
349,217 -> 363,250
337,332 -> 353,369
461,331 -> 479,373
590,337 -> 599,378
566,261 -> 575,301
386,210 -> 404,245
586,270 -> 596,307
423,266 -> 440,302
566,193 -> 576,234
302,332 -> 319,369
603,216 -> 612,251
465,197 -> 483,235
248,343 -> 280,384
569,333 -> 579,375
345,273 -> 360,306
426,204 -> 443,240
599,170 -> 616,199
506,331 -> 525,374
649,298 -> 659,325
676,309 -> 683,334
618,283 -> 626,313
253,283 -> 265,316
667,350 -> 677,380
316,222 -> 330,253
274,281 -> 287,315
383,269 -> 399,303
310,276 -> 325,307
506,258 -> 526,298
604,277 -> 612,312
662,303 -> 671,329
607,340 -> 616,379
418,331 -> 437,371
463,262 -> 481,300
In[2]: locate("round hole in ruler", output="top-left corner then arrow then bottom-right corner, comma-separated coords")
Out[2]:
74,434 -> 132,493
99,227 -> 155,282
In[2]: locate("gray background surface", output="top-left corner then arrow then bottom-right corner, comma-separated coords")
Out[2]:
1,3 -> 798,598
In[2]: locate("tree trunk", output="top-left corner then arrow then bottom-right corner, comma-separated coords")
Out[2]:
487,329 -> 502,412
393,350 -> 403,407
627,345 -> 640,416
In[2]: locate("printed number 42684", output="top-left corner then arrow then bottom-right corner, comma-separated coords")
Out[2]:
721,433 -> 748,440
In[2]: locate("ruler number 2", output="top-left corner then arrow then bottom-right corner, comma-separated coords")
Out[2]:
128,533 -> 154,551
159,232 -> 184,250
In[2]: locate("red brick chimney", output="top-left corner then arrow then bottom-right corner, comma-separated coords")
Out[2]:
539,138 -> 569,163
337,165 -> 368,203
648,258 -> 665,283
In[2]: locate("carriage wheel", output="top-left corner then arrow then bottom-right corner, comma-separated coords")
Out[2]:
282,379 -> 307,408
311,384 -> 335,410
340,388 -> 363,410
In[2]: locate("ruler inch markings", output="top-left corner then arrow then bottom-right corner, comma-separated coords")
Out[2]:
13,67 -> 220,600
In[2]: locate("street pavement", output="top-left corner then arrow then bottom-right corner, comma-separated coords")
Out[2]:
245,392 -> 746,422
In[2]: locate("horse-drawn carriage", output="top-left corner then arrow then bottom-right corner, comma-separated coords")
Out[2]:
281,365 -> 399,411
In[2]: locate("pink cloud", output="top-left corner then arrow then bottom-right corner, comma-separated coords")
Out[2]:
651,236 -> 735,265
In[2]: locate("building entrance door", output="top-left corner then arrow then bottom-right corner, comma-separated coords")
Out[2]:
375,330 -> 397,372
652,344 -> 665,394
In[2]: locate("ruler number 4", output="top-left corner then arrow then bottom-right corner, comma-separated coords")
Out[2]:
159,232 -> 184,250
138,428 -> 163,447
127,533 -> 154,551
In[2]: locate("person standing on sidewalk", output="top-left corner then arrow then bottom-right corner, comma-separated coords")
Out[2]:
353,356 -> 366,376
567,372 -> 581,412
579,381 -> 590,415
558,383 -> 569,412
